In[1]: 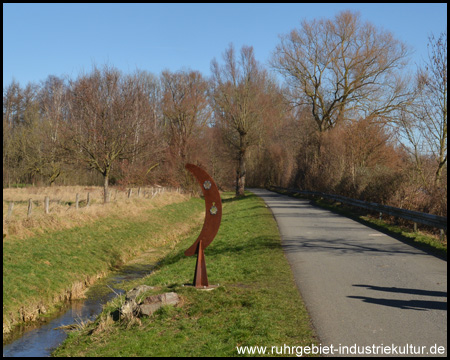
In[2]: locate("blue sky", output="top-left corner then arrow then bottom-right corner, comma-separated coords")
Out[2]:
3,3 -> 447,88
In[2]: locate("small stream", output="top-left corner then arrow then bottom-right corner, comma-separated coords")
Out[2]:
3,262 -> 156,357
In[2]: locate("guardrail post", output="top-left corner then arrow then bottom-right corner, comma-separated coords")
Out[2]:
75,193 -> 79,210
86,192 -> 90,207
413,222 -> 418,232
45,196 -> 49,214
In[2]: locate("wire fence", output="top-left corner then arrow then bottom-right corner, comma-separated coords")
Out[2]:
3,186 -> 187,221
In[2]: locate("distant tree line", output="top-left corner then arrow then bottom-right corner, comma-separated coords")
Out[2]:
3,11 -> 446,216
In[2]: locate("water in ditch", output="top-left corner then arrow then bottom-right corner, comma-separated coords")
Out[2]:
3,262 -> 156,357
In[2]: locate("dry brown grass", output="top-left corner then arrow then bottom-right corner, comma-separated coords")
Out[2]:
3,186 -> 191,240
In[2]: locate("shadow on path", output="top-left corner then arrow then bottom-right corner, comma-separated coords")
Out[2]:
348,284 -> 447,311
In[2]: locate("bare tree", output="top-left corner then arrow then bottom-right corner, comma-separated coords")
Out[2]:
3,81 -> 22,186
3,81 -> 42,186
211,44 -> 273,196
397,32 -> 447,189
38,75 -> 68,185
161,70 -> 210,164
417,32 -> 447,186
271,10 -> 412,132
116,70 -> 165,187
65,66 -> 156,203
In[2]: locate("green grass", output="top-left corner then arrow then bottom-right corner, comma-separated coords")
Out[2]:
52,192 -> 317,357
3,197 -> 204,334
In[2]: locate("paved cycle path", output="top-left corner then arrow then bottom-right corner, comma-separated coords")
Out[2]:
250,189 -> 447,356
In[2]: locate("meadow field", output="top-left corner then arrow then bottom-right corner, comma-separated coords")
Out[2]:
3,185 -> 184,240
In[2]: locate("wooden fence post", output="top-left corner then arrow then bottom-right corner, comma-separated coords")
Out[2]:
7,202 -> 14,219
138,187 -> 141,197
45,196 -> 49,214
27,199 -> 33,218
76,193 -> 79,210
128,188 -> 132,198
87,192 -> 90,207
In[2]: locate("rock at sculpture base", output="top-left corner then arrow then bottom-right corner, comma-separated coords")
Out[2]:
120,290 -> 180,318
125,285 -> 156,302
139,292 -> 180,317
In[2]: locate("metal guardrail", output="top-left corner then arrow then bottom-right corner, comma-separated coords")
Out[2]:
269,186 -> 447,233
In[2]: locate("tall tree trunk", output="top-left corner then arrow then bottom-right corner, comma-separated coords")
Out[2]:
237,153 -> 246,196
236,134 -> 246,196
435,161 -> 445,186
103,172 -> 109,204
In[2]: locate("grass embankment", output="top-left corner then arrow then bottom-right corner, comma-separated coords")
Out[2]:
53,192 -> 317,357
3,192 -> 204,335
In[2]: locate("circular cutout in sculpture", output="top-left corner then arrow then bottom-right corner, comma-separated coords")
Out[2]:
203,180 -> 212,190
210,203 -> 218,215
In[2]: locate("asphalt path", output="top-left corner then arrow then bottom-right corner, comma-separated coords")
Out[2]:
249,189 -> 447,357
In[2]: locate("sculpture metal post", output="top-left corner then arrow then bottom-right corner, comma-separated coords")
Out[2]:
184,163 -> 222,288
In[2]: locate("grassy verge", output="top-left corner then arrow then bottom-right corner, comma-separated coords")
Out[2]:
52,192 -> 318,357
315,199 -> 447,260
273,188 -> 446,260
3,194 -> 204,335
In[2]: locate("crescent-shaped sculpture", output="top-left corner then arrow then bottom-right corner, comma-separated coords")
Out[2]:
184,163 -> 222,288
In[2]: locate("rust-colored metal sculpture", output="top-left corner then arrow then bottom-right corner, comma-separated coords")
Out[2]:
185,163 -> 222,288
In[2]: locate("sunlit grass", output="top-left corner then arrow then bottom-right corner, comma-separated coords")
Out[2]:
3,186 -> 187,240
53,192 -> 318,357
3,193 -> 204,335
